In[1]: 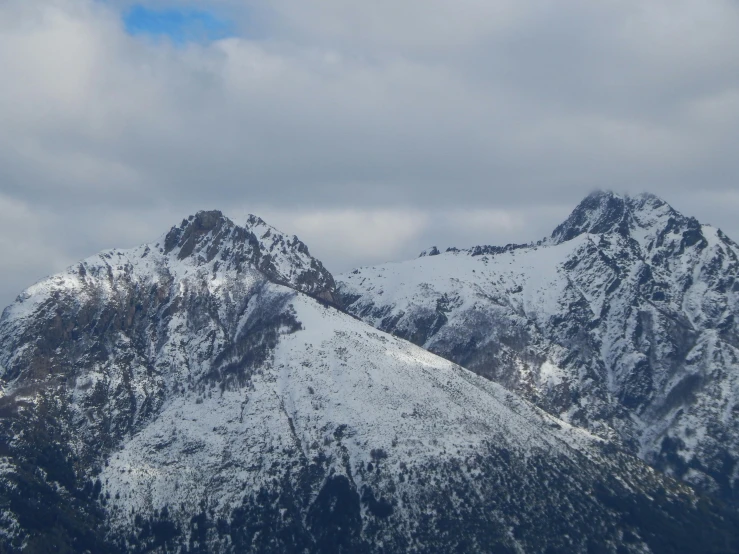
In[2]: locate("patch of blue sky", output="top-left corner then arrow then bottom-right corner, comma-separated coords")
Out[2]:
124,4 -> 236,44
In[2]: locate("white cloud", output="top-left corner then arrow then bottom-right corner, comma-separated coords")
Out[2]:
0,194 -> 76,305
241,208 -> 430,272
267,0 -> 543,52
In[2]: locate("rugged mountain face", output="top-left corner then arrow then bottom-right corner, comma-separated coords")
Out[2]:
338,192 -> 739,505
161,211 -> 338,303
2,208 -> 738,553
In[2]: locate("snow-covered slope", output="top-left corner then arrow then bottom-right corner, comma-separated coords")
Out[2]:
2,209 -> 738,553
338,192 -> 739,504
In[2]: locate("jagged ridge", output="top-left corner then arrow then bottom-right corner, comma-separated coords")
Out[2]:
162,210 -> 337,302
338,191 -> 739,504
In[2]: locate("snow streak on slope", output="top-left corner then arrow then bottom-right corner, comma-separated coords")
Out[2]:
338,192 -> 739,503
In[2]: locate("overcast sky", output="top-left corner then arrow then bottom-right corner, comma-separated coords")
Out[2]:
2,0 -> 739,309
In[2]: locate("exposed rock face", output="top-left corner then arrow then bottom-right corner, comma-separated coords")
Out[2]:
162,210 -> 338,303
338,191 -> 739,504
2,208 -> 738,552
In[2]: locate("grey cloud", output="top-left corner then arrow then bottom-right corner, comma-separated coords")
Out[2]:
1,0 -> 739,308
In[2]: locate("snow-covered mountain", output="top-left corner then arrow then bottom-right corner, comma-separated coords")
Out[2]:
338,192 -> 739,505
2,209 -> 738,552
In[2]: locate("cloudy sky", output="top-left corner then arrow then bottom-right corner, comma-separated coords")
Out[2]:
2,0 -> 739,308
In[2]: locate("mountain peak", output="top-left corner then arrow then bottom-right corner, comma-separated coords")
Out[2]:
550,190 -> 684,245
163,210 -> 233,259
162,210 -> 336,302
550,191 -> 629,243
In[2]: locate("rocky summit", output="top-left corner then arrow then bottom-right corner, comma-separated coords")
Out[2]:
338,191 -> 739,506
1,207 -> 738,553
